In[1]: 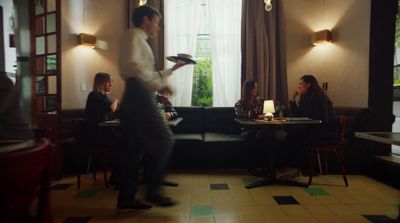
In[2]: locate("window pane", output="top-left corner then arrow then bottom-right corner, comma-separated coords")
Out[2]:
45,95 -> 57,113
36,36 -> 45,55
47,76 -> 57,94
47,0 -> 56,12
36,56 -> 46,74
36,76 -> 46,95
35,0 -> 44,15
47,34 -> 56,53
35,16 -> 45,35
46,55 -> 57,73
46,13 -> 56,33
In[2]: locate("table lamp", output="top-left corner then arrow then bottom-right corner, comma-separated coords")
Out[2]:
263,100 -> 275,121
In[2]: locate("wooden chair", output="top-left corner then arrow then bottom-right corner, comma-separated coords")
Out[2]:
308,116 -> 349,186
72,119 -> 110,189
0,138 -> 53,223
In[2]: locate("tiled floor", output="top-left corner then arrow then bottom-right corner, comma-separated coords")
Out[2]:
51,170 -> 400,223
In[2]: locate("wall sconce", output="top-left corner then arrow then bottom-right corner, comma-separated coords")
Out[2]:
311,29 -> 332,46
77,33 -> 97,48
264,0 -> 272,12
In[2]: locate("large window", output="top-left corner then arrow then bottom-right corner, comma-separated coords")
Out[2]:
164,0 -> 242,107
192,0 -> 212,106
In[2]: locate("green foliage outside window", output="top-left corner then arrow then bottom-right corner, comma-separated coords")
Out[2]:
395,2 -> 400,86
192,57 -> 213,107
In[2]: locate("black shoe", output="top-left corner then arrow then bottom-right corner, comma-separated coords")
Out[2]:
146,195 -> 177,207
117,199 -> 152,213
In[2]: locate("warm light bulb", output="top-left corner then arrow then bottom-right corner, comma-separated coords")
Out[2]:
264,0 -> 272,12
139,0 -> 147,6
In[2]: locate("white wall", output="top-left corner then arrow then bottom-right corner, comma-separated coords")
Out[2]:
0,0 -> 17,73
281,0 -> 371,107
61,0 -> 126,109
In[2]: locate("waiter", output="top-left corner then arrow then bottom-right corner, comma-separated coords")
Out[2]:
117,5 -> 186,212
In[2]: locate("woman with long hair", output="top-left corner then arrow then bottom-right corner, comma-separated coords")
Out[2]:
235,80 -> 264,119
235,80 -> 265,175
290,74 -> 338,142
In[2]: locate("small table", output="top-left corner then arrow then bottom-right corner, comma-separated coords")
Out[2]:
355,132 -> 400,146
235,118 -> 322,189
99,117 -> 184,187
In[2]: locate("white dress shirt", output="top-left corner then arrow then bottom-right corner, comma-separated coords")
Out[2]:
119,28 -> 173,91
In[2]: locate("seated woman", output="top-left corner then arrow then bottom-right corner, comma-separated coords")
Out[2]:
289,74 -> 338,143
235,80 -> 265,175
235,80 -> 263,119
83,72 -> 119,144
278,75 -> 339,176
82,72 -> 120,184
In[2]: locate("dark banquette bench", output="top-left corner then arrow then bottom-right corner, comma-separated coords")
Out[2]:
61,107 -> 376,173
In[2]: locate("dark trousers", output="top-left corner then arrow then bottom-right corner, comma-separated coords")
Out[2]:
118,78 -> 174,202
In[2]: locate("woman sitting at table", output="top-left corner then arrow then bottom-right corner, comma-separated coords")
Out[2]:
289,74 -> 338,143
235,80 -> 265,175
83,72 -> 120,144
82,72 -> 120,184
278,75 -> 339,173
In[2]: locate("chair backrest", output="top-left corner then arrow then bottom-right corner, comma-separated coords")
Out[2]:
337,115 -> 346,144
0,138 -> 52,222
71,118 -> 85,143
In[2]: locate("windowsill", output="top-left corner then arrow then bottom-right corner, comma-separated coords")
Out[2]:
375,154 -> 400,166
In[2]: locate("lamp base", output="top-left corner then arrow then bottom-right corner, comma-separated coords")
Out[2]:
264,113 -> 274,121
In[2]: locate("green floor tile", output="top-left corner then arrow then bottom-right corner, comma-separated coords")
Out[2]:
191,205 -> 214,216
74,188 -> 102,198
304,187 -> 329,196
241,176 -> 259,184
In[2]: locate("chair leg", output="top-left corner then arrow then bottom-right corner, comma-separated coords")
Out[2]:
324,153 -> 329,175
101,152 -> 109,189
316,148 -> 322,174
92,157 -> 97,183
77,152 -> 81,189
335,149 -> 349,186
308,147 -> 315,186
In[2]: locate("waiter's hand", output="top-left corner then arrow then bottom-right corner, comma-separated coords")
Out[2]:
161,86 -> 174,96
172,63 -> 187,71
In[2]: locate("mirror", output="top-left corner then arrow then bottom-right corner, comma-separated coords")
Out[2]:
47,34 -> 56,53
36,76 -> 46,95
36,56 -> 46,74
35,16 -> 45,35
35,0 -> 45,15
47,76 -> 57,94
36,36 -> 45,55
46,13 -> 56,33
46,55 -> 57,73
47,0 -> 56,12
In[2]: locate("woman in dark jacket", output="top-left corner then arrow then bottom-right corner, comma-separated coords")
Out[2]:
289,75 -> 338,143
82,72 -> 120,185
83,72 -> 119,145
278,75 -> 339,174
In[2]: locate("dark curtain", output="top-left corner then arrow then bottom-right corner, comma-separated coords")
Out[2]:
241,0 -> 288,104
127,0 -> 165,70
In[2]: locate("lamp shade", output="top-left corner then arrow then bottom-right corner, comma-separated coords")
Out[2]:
311,29 -> 332,45
263,100 -> 275,114
77,33 -> 96,47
